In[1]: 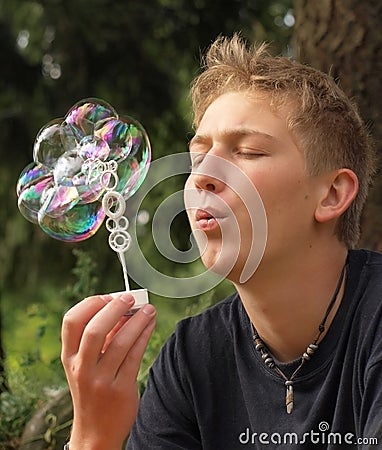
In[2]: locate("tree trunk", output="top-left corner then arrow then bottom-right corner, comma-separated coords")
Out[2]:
292,0 -> 382,249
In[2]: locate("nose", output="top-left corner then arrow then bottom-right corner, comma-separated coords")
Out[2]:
192,172 -> 219,192
189,154 -> 226,193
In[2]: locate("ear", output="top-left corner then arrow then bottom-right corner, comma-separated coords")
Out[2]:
315,169 -> 359,223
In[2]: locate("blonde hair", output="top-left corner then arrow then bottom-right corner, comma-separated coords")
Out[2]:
191,35 -> 376,248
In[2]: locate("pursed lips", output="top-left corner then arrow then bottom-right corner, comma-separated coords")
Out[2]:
194,207 -> 225,231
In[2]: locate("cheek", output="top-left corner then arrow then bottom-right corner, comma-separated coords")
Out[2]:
256,167 -> 307,204
262,185 -> 316,244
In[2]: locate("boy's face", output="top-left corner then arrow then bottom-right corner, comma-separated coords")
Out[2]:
185,91 -> 324,282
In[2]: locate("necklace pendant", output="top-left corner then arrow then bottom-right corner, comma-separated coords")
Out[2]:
286,384 -> 294,414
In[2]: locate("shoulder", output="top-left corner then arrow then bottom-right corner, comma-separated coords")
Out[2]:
348,249 -> 382,298
346,249 -> 382,364
349,248 -> 382,270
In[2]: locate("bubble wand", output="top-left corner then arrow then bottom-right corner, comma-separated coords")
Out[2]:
16,98 -> 151,310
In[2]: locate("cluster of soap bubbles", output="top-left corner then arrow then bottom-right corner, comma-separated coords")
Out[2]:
16,98 -> 151,242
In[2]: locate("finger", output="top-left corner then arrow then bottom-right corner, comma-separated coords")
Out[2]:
103,300 -> 153,350
117,318 -> 156,381
99,304 -> 156,375
77,294 -> 135,363
61,294 -> 113,360
102,315 -> 130,353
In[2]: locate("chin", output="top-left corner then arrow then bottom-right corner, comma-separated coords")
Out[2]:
202,241 -> 265,284
200,249 -> 222,272
200,247 -> 239,279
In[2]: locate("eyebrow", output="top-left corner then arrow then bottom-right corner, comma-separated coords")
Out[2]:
189,128 -> 275,148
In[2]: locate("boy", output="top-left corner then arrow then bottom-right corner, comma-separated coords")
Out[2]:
61,35 -> 381,449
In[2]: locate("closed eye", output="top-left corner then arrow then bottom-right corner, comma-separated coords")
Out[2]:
235,149 -> 269,158
190,152 -> 207,170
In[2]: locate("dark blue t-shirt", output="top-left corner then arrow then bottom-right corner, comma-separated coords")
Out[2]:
127,250 -> 382,449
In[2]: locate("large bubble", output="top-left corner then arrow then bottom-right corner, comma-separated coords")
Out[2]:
16,98 -> 151,242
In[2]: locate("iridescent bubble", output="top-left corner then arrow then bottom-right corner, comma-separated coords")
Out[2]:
39,203 -> 106,242
17,163 -> 53,223
65,98 -> 118,131
53,151 -> 84,185
78,135 -> 110,161
16,98 -> 151,242
17,162 -> 51,196
95,118 -> 133,162
33,119 -> 66,168
74,172 -> 109,204
116,117 -> 151,199
39,185 -> 80,219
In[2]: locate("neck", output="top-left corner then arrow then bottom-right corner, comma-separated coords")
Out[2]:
234,242 -> 348,362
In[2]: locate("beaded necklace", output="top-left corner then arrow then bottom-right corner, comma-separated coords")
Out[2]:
251,264 -> 347,414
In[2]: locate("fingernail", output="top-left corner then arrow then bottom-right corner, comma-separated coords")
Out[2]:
120,293 -> 134,304
100,294 -> 113,303
142,304 -> 156,316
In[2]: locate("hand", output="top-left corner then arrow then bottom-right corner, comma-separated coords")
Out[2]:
61,293 -> 156,450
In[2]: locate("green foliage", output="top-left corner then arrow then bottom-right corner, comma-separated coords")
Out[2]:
61,248 -> 100,301
0,374 -> 45,449
0,249 -> 96,449
0,392 -> 32,448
